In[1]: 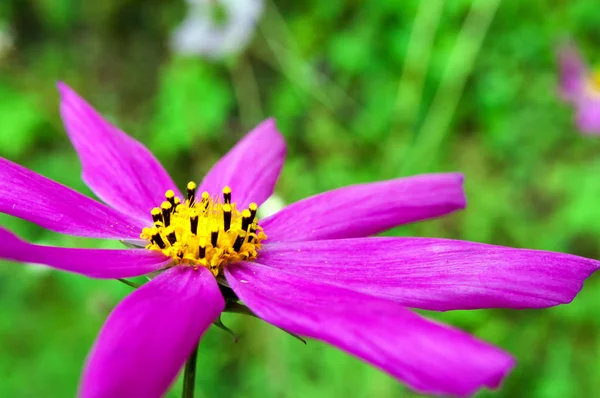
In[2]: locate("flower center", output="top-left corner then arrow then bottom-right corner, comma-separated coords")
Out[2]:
140,183 -> 266,276
587,69 -> 600,95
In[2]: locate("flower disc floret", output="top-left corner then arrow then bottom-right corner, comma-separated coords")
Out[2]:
588,69 -> 600,95
140,183 -> 266,275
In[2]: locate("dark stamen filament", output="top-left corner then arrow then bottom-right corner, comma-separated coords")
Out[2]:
241,209 -> 252,231
166,228 -> 177,245
152,232 -> 167,249
201,192 -> 210,212
187,182 -> 197,205
190,215 -> 199,234
223,204 -> 232,231
161,201 -> 172,227
211,228 -> 219,247
233,232 -> 246,251
151,207 -> 163,224
199,239 -> 207,259
165,190 -> 176,207
248,225 -> 256,243
248,202 -> 258,223
223,186 -> 231,204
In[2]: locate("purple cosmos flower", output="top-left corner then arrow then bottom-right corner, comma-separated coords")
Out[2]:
1,84 -> 599,398
558,42 -> 600,135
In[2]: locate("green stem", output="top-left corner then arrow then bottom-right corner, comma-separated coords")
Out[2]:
213,317 -> 239,343
182,343 -> 199,398
117,278 -> 140,289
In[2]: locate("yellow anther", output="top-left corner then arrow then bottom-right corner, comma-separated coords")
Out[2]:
165,226 -> 177,245
241,209 -> 252,231
223,186 -> 232,204
151,208 -> 162,216
249,202 -> 258,220
161,201 -> 172,227
587,69 -> 600,95
187,181 -> 197,205
164,225 -> 175,234
165,190 -> 175,199
223,203 -> 232,231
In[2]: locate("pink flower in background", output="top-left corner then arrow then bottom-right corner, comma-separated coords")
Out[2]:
558,43 -> 600,135
1,84 -> 599,397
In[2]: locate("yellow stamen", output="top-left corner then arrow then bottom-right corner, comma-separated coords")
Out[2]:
187,181 -> 197,204
160,201 -> 172,227
140,184 -> 267,276
165,190 -> 176,206
587,69 -> 600,94
223,186 -> 232,204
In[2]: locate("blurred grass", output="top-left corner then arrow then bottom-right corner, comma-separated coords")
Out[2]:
2,0 -> 600,396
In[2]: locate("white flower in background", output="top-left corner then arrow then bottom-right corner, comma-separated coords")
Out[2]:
171,0 -> 264,59
257,193 -> 286,219
23,240 -> 52,275
24,262 -> 51,274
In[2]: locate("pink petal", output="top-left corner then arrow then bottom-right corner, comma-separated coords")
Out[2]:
575,94 -> 600,135
0,227 -> 169,278
258,238 -> 600,311
80,267 -> 224,398
558,43 -> 587,102
226,262 -> 514,397
261,173 -> 465,243
198,119 -> 286,208
58,83 -> 181,223
0,156 -> 143,239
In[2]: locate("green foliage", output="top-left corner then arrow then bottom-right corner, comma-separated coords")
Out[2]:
1,0 -> 600,397
0,84 -> 45,157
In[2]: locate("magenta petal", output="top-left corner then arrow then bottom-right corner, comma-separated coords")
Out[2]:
226,263 -> 514,397
0,227 -> 170,278
58,83 -> 181,222
258,238 -> 600,311
575,94 -> 600,135
261,173 -> 465,243
80,267 -> 224,398
558,43 -> 587,102
0,156 -> 143,239
198,119 -> 286,208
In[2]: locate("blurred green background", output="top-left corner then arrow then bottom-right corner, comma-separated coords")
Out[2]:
2,0 -> 600,396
